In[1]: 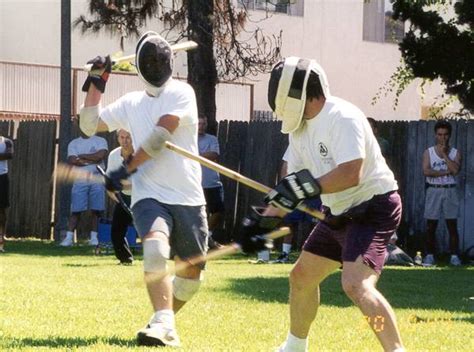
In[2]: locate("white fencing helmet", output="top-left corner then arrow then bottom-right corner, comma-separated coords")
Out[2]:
268,57 -> 330,133
135,31 -> 173,91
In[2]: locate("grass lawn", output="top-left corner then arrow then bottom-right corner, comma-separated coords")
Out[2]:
1,240 -> 473,351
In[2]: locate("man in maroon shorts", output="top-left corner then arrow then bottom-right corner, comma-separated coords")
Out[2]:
259,57 -> 404,351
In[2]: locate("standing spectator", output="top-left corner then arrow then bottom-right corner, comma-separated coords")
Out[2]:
78,32 -> 208,347
198,115 -> 224,248
422,120 -> 462,266
0,135 -> 13,253
107,129 -> 134,264
367,117 -> 390,158
60,130 -> 108,246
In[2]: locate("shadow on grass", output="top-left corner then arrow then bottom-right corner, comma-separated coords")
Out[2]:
4,336 -> 136,349
221,267 -> 474,318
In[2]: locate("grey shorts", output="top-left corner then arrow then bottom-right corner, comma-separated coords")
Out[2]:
132,198 -> 209,266
71,181 -> 105,213
424,186 -> 459,220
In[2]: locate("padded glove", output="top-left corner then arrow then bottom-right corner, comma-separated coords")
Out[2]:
82,55 -> 112,93
237,206 -> 282,254
264,169 -> 321,212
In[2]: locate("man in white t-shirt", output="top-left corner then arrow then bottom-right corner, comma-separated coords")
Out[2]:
77,32 -> 208,347
60,131 -> 108,247
422,120 -> 462,266
106,129 -> 134,264
0,135 -> 13,253
242,57 -> 404,352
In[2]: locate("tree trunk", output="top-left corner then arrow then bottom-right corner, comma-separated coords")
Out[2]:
187,0 -> 218,135
56,0 -> 72,240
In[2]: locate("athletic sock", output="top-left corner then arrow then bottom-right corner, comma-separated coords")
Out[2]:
284,333 -> 308,352
90,231 -> 98,241
152,309 -> 175,328
257,249 -> 270,261
65,231 -> 73,239
282,243 -> 292,255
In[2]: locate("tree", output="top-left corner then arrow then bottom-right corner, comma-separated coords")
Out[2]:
377,0 -> 473,117
74,0 -> 283,133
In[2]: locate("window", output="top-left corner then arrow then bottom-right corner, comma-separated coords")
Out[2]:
237,0 -> 304,17
363,0 -> 404,43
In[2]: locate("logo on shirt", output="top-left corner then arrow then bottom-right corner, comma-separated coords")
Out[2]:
318,142 -> 328,157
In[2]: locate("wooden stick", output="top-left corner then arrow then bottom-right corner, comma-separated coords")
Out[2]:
144,227 -> 291,283
164,141 -> 325,221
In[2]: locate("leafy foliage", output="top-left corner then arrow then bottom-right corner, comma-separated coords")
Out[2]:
73,0 -> 282,80
389,0 -> 474,115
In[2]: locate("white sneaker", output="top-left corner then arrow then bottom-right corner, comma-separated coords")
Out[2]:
88,237 -> 99,246
137,323 -> 181,347
60,236 -> 73,247
450,255 -> 461,266
423,254 -> 435,266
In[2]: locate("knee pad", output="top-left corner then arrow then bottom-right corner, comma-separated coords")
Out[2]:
173,276 -> 202,302
142,238 -> 170,273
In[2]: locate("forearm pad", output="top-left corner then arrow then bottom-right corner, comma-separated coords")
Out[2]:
79,105 -> 100,137
141,126 -> 172,158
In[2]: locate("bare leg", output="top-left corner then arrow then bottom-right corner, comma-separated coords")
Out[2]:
0,208 -> 6,251
426,219 -> 438,254
208,211 -> 223,233
67,213 -> 80,232
342,256 -> 404,352
289,251 -> 340,338
173,256 -> 202,313
445,219 -> 459,255
0,208 -> 6,234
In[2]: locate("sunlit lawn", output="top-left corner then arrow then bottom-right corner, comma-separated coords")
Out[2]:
0,240 -> 473,351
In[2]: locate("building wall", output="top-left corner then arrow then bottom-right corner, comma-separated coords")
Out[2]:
0,0 -> 462,121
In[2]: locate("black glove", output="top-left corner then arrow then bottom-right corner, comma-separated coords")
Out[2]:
237,206 -> 282,254
104,163 -> 131,193
264,169 -> 321,212
82,55 -> 112,93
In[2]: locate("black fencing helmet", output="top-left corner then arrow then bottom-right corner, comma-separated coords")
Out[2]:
136,31 -> 173,88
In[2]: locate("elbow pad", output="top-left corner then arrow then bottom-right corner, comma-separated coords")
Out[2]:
141,126 -> 172,158
79,105 -> 100,136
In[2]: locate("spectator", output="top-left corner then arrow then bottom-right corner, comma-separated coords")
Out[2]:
60,130 -> 108,246
367,117 -> 390,158
198,115 -> 224,248
0,135 -> 13,253
422,120 -> 462,266
107,129 -> 134,264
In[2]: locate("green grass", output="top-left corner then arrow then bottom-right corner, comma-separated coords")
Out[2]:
1,240 -> 473,351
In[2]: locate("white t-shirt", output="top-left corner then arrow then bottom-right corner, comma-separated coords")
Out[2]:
107,147 -> 132,196
0,136 -> 13,175
286,96 -> 398,215
100,79 -> 205,207
426,146 -> 458,185
67,136 -> 108,174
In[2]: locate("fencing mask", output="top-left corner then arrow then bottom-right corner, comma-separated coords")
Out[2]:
136,31 -> 173,95
268,57 -> 330,134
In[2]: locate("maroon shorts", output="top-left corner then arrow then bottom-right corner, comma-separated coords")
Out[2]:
303,191 -> 402,274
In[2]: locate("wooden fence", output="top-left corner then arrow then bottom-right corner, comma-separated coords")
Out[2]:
1,119 -> 473,252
